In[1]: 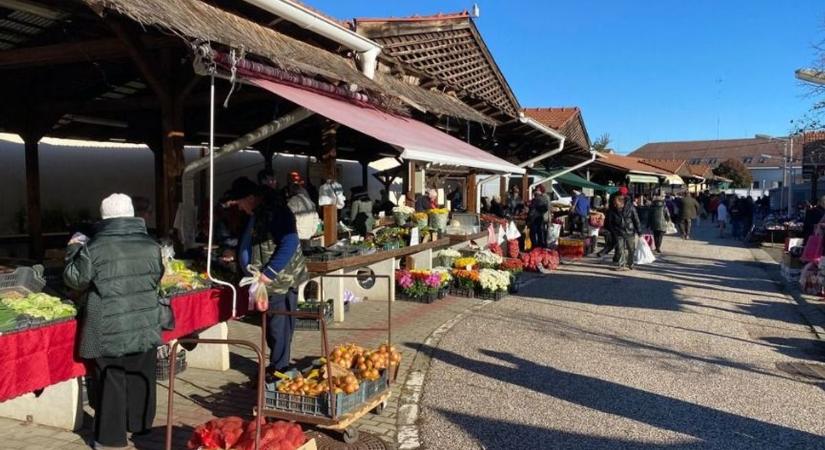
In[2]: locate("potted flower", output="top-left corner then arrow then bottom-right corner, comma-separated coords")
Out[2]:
396,269 -> 439,303
453,256 -> 477,270
477,268 -> 510,300
412,211 -> 429,228
450,269 -> 479,297
499,258 -> 524,293
431,267 -> 453,298
475,249 -> 503,269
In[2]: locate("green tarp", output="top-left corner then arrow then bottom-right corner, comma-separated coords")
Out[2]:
534,169 -> 616,193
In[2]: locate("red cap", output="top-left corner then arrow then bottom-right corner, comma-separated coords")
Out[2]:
619,186 -> 629,196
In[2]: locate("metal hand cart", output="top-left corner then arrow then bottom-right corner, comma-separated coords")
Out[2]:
258,273 -> 394,444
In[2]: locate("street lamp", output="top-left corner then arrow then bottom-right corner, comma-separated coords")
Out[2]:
755,134 -> 794,217
795,68 -> 825,86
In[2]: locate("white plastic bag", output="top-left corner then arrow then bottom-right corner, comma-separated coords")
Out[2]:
496,225 -> 506,244
634,236 -> 656,265
239,265 -> 269,311
506,221 -> 521,240
665,221 -> 678,235
548,223 -> 561,246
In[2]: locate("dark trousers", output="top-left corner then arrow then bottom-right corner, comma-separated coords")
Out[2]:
530,220 -> 547,248
681,218 -> 692,238
91,349 -> 157,447
653,230 -> 664,251
615,233 -> 636,268
267,288 -> 298,370
600,230 -> 616,256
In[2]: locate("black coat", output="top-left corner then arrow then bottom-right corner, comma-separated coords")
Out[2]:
608,201 -> 641,236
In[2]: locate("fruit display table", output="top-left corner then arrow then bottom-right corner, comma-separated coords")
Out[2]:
0,287 -> 243,429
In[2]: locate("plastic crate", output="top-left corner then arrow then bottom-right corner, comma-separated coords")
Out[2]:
295,301 -> 334,330
264,385 -> 361,417
0,266 -> 46,298
360,370 -> 389,400
156,350 -> 187,381
449,286 -> 475,298
397,291 -> 437,304
476,290 -> 506,301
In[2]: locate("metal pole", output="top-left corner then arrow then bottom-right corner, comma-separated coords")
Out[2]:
787,137 -> 794,217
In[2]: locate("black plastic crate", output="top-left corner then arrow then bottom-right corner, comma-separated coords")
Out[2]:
449,286 -> 475,298
295,301 -> 334,330
397,291 -> 437,304
0,266 -> 46,298
476,290 -> 506,301
360,370 -> 389,400
264,384 -> 363,417
156,350 -> 187,381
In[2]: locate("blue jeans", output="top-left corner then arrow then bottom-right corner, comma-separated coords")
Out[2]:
266,288 -> 298,370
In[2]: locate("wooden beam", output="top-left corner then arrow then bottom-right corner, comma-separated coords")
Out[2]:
321,121 -> 338,247
500,176 -> 508,204
106,19 -> 170,103
405,160 -> 416,205
0,36 -> 179,69
521,175 -> 529,203
24,138 -> 43,260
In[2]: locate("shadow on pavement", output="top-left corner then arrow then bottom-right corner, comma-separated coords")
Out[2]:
414,344 -> 825,449
131,425 -> 194,450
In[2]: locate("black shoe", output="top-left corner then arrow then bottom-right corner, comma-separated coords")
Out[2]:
655,249 -> 662,254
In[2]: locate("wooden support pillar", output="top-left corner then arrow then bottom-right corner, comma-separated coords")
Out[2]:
404,160 -> 416,205
499,176 -> 508,203
521,175 -> 530,202
811,170 -> 819,202
24,138 -> 43,261
322,121 -> 339,247
467,173 -> 478,213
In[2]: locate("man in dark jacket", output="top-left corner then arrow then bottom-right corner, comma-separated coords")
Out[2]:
226,177 -> 308,375
608,194 -> 641,270
679,193 -> 700,240
64,193 -> 164,449
529,186 -> 551,248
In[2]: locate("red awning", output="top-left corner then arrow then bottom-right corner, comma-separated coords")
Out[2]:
249,78 -> 525,174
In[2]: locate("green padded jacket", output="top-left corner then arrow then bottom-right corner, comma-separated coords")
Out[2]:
64,217 -> 164,359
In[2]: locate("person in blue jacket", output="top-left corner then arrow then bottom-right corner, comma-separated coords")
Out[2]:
224,177 -> 308,374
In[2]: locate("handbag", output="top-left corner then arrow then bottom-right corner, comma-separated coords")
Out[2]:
158,295 -> 175,331
800,234 -> 823,264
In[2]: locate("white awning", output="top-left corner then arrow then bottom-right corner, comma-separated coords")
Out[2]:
627,174 -> 660,184
664,174 -> 684,185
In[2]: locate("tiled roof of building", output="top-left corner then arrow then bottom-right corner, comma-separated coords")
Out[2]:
596,153 -> 671,175
523,107 -> 591,152
639,159 -> 687,175
630,138 -> 790,168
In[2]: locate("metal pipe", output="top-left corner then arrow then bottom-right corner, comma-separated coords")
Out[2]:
529,151 -> 598,194
242,0 -> 382,78
206,74 -> 239,317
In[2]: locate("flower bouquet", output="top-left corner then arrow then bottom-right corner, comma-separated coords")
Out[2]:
436,248 -> 461,268
413,211 -> 429,228
431,266 -> 454,298
428,208 -> 449,232
475,249 -> 503,268
477,268 -> 510,300
393,204 -> 414,226
453,256 -> 478,270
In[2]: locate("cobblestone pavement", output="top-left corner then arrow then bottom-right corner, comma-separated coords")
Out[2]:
418,222 -> 825,449
0,291 -> 485,449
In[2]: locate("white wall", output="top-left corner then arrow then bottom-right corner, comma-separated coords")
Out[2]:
0,135 -> 385,235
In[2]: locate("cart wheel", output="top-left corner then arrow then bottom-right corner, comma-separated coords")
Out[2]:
372,400 -> 387,415
343,427 -> 360,444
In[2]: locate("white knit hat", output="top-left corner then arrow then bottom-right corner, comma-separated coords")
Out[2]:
100,193 -> 135,219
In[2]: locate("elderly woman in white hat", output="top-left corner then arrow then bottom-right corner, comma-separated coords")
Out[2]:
64,193 -> 164,449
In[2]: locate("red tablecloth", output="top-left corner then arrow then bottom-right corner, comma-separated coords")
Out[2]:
0,287 -> 244,402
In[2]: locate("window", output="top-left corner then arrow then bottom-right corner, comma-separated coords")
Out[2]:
743,157 -> 753,164
758,157 -> 767,164
752,181 -> 760,189
706,158 -> 718,165
689,158 -> 701,165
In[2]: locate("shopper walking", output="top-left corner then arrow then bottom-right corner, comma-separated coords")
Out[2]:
529,185 -> 551,248
717,200 -> 729,237
679,193 -> 700,240
226,177 -> 309,375
648,195 -> 670,253
570,190 -> 590,235
64,193 -> 164,449
608,194 -> 641,270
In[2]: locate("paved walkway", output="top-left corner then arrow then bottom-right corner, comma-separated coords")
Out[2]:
417,222 -> 825,449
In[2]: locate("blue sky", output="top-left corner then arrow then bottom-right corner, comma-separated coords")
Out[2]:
305,0 -> 825,153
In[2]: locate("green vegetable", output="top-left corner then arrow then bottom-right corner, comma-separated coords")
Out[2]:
1,292 -> 76,321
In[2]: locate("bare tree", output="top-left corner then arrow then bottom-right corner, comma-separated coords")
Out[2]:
592,133 -> 611,153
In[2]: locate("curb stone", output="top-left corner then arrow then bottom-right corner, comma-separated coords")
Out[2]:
395,299 -> 493,450
749,246 -> 825,340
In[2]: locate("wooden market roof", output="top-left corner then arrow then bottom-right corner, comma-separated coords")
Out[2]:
353,11 -> 521,120
522,107 -> 591,152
